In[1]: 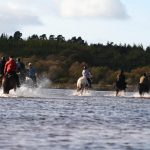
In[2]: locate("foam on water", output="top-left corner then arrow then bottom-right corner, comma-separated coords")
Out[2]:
37,78 -> 51,88
104,91 -> 150,99
133,92 -> 150,98
105,91 -> 126,97
72,90 -> 92,96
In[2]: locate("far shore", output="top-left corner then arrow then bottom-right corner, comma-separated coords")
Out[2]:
48,83 -> 137,92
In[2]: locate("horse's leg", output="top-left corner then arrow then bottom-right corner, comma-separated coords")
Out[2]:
116,89 -> 119,96
2,82 -> 7,94
77,87 -> 80,93
139,84 -> 145,97
3,89 -> 9,94
81,87 -> 84,95
139,92 -> 143,97
80,84 -> 85,95
0,77 -> 2,88
77,84 -> 82,91
14,86 -> 17,91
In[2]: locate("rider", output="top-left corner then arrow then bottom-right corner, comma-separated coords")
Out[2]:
139,73 -> 149,88
4,56 -> 20,87
16,57 -> 26,83
0,56 -> 6,77
27,63 -> 37,86
16,57 -> 25,73
139,73 -> 148,84
82,66 -> 92,88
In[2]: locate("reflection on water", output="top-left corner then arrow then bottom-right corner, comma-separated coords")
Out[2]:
0,88 -> 150,150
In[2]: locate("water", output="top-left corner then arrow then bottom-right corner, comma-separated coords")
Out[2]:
0,87 -> 150,150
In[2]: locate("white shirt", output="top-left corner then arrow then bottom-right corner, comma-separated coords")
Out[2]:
82,69 -> 92,78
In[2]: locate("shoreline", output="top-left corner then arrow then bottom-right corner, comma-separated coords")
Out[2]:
48,83 -> 137,92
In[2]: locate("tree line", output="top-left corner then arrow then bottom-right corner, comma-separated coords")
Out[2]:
0,31 -> 150,89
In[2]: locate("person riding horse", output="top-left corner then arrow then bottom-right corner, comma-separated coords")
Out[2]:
139,73 -> 149,96
77,76 -> 89,95
16,57 -> 26,84
26,63 -> 37,87
4,56 -> 20,88
2,56 -> 21,94
115,70 -> 127,96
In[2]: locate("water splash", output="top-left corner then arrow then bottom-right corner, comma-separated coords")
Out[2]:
0,89 -> 17,98
133,92 -> 150,98
72,90 -> 92,96
37,78 -> 51,88
105,91 -> 126,97
0,77 -> 51,98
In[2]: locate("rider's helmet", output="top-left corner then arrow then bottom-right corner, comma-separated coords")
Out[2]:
28,62 -> 32,66
16,57 -> 20,62
1,56 -> 6,61
83,66 -> 87,69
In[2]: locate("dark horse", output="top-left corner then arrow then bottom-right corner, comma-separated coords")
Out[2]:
115,71 -> 127,96
115,80 -> 126,96
138,75 -> 150,96
2,73 -> 17,94
0,75 -> 3,88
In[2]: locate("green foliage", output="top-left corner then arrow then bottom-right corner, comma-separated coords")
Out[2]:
0,31 -> 150,88
68,61 -> 83,83
48,65 -> 64,82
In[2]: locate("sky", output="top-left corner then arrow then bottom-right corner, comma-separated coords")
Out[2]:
0,0 -> 150,48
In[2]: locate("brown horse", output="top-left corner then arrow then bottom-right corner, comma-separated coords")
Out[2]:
2,74 -> 17,94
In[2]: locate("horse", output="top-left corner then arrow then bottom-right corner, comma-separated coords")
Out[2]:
77,76 -> 89,95
138,76 -> 150,96
2,74 -> 17,94
115,79 -> 127,96
24,76 -> 37,88
17,70 -> 26,84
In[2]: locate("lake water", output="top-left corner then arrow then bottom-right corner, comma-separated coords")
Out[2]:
0,87 -> 150,150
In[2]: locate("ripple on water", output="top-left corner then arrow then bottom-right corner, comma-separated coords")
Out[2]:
0,89 -> 150,150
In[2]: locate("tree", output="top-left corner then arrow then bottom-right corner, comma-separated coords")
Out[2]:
49,35 -> 55,40
0,33 -> 8,40
39,34 -> 47,40
14,31 -> 22,40
28,34 -> 39,40
68,36 -> 85,45
56,35 -> 65,42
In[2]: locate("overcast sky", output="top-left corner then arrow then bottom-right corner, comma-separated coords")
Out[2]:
0,0 -> 150,48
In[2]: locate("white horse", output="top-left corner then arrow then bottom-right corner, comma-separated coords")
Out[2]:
77,76 -> 89,95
